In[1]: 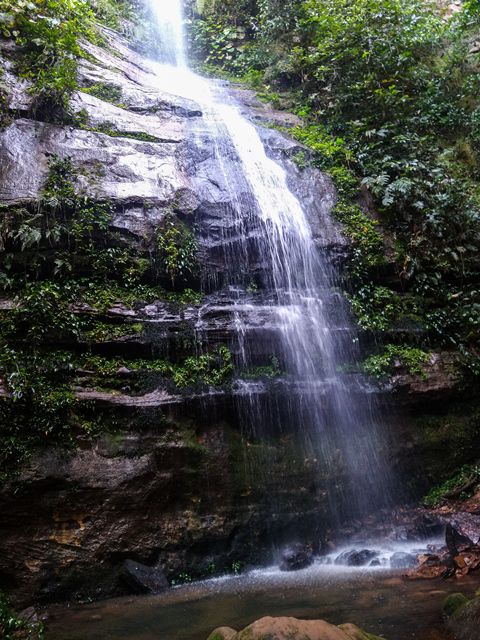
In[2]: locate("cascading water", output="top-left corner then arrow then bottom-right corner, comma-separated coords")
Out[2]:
148,0 -> 395,535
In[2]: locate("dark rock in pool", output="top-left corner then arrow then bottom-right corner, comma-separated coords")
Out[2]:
390,552 -> 418,569
334,549 -> 379,567
120,559 -> 169,594
279,543 -> 313,572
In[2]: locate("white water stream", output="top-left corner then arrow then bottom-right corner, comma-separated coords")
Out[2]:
148,0 -> 393,522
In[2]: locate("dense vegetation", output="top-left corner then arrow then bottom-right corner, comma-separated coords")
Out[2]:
189,0 -> 480,379
0,0 -> 226,477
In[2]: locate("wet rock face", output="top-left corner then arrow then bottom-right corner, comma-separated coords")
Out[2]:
0,31 -> 347,281
0,22 -> 473,610
0,421 -> 330,606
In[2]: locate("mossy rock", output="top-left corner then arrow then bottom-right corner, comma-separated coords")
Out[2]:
447,596 -> 480,640
207,629 -> 237,640
443,593 -> 469,617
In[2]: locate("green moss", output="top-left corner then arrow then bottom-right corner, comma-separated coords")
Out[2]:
423,464 -> 480,508
292,150 -> 309,170
290,124 -> 353,170
82,321 -> 144,343
401,401 -> 480,498
76,349 -> 233,390
85,121 -> 162,143
172,346 -> 233,388
334,202 -> 385,269
81,82 -> 123,104
0,349 -> 84,480
443,593 -> 470,617
207,632 -> 228,640
348,286 -> 405,331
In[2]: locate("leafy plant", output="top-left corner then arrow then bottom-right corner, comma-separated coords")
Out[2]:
0,592 -> 44,639
363,344 -> 430,379
423,464 -> 480,508
0,0 -> 95,121
172,347 -> 234,388
156,214 -> 198,284
242,356 -> 282,379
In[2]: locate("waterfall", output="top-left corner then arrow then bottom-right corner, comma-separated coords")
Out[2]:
147,0 -> 186,66
148,0 -> 393,528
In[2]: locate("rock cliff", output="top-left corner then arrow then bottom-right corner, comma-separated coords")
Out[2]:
0,27 -> 477,607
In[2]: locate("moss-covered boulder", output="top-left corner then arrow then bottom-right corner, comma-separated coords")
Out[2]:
445,595 -> 480,640
206,617 -> 386,640
442,593 -> 469,617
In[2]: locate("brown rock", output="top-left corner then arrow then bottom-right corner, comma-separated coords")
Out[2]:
234,617 -> 367,640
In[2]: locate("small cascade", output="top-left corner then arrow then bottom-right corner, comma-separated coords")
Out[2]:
148,0 -> 395,529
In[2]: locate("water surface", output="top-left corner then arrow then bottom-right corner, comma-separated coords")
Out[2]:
47,564 -> 477,640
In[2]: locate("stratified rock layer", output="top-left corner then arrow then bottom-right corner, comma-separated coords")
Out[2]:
0,26 -> 477,608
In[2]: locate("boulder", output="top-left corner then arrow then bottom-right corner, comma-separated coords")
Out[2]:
334,549 -> 379,567
279,543 -> 313,572
207,618 -> 386,640
443,593 -> 469,617
446,595 -> 480,640
120,559 -> 169,594
446,514 -> 480,555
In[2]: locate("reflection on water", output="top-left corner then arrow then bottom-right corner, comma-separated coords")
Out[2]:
47,566 -> 477,640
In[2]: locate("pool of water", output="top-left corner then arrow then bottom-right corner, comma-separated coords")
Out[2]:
47,561 -> 479,640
